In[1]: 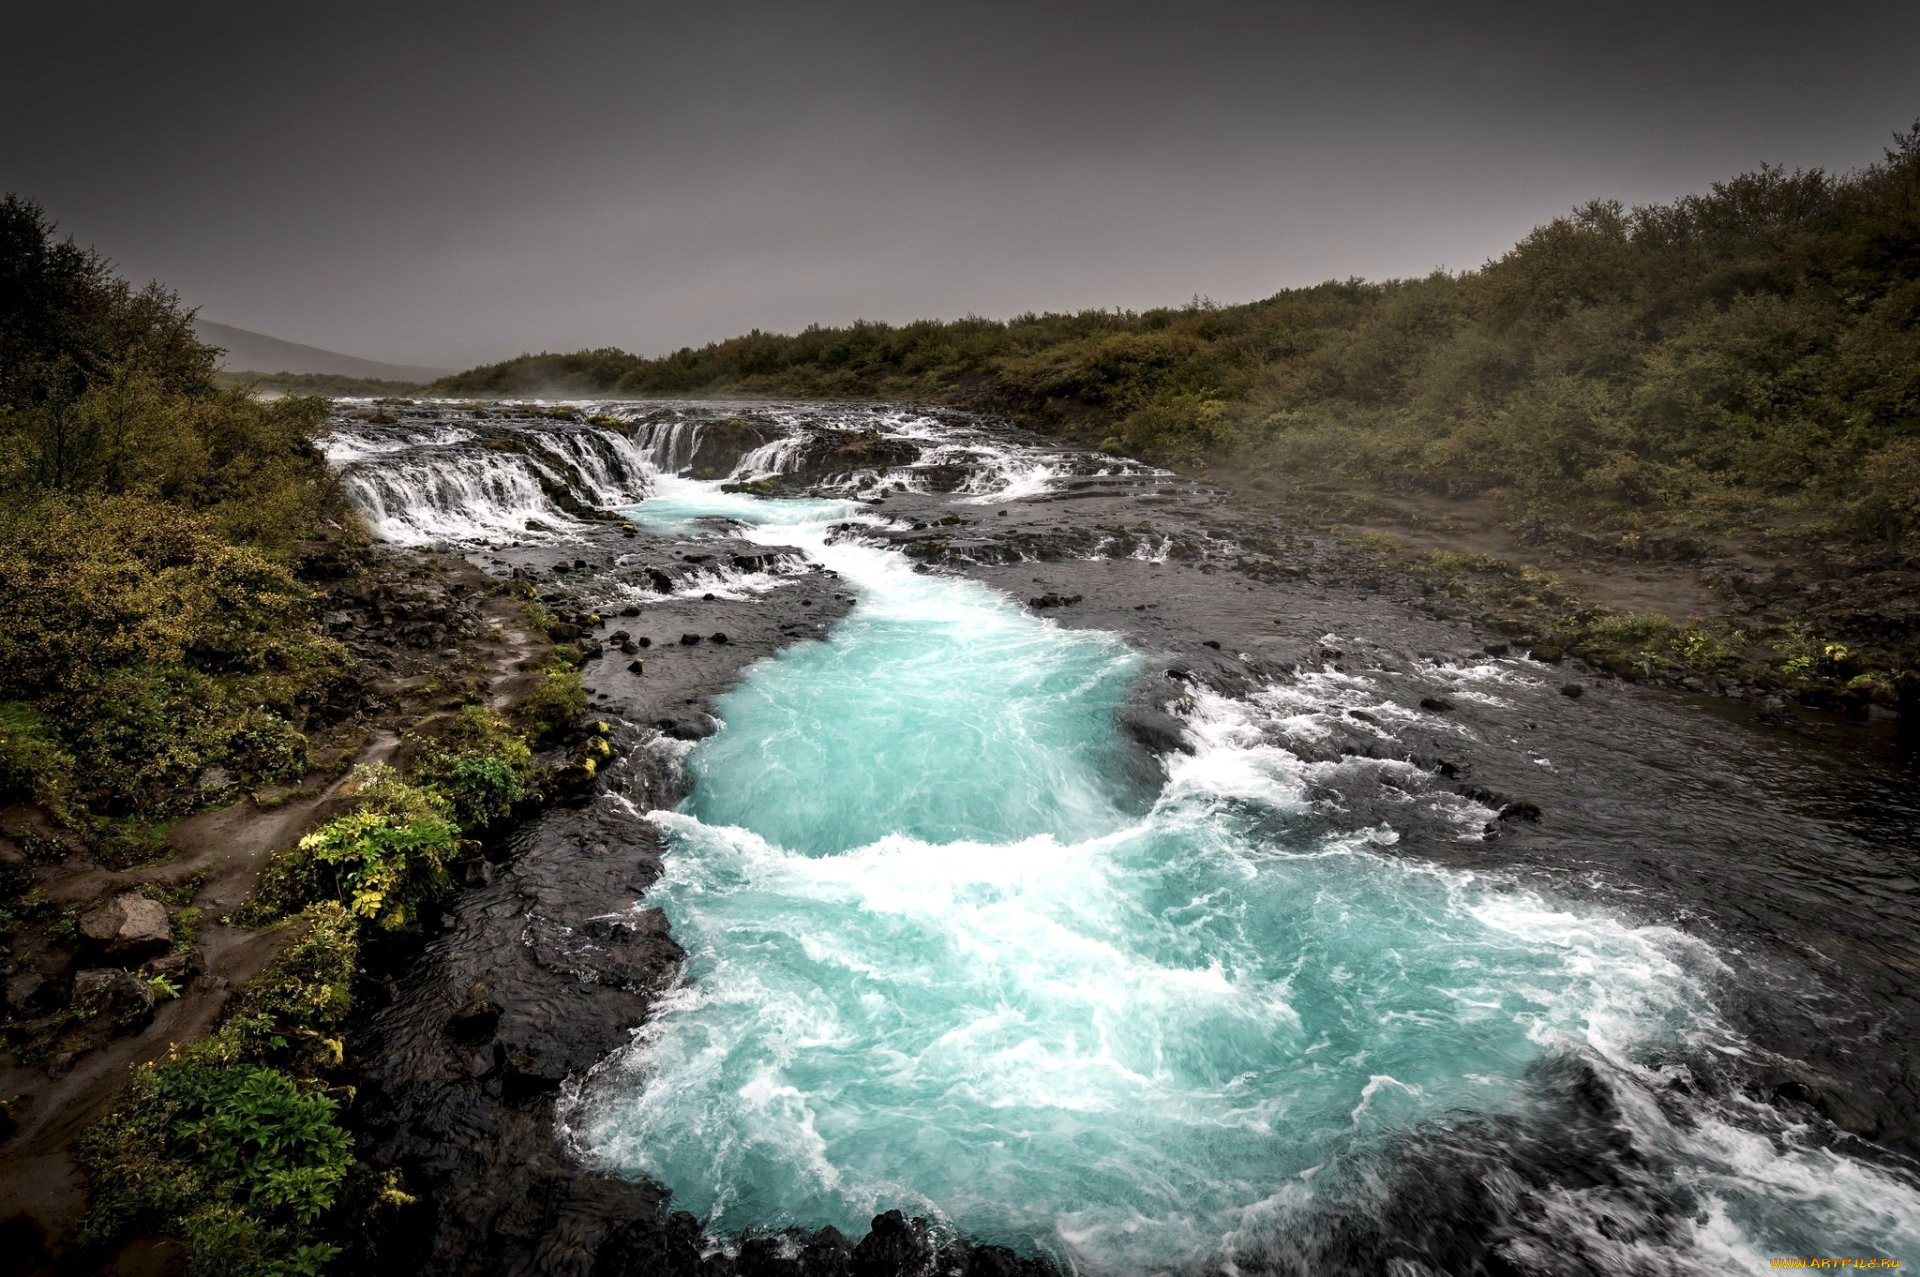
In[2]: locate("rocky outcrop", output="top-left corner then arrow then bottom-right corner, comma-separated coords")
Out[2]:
76,894 -> 170,959
689,419 -> 781,480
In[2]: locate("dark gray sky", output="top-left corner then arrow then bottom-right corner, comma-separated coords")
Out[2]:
7,1 -> 1917,368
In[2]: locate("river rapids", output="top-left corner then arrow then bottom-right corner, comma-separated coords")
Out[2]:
323,399 -> 1920,1276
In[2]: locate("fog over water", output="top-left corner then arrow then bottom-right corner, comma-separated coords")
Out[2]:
5,1 -> 1918,367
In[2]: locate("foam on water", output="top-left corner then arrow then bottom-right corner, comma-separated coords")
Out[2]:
574,480 -> 1920,1272
324,415 -> 652,544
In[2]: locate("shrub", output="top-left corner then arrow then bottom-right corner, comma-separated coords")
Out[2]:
255,768 -> 456,929
518,663 -> 586,744
80,1059 -> 349,1277
408,705 -> 533,832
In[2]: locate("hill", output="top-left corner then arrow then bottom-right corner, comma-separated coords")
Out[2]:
194,318 -> 446,384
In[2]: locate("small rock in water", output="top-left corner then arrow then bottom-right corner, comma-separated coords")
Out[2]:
1203,639 -> 1222,649
1531,644 -> 1565,663
679,633 -> 702,646
637,636 -> 651,648
620,604 -> 641,616
1561,683 -> 1585,698
627,659 -> 646,674
702,592 -> 716,601
1419,696 -> 1455,713
1498,801 -> 1544,823
710,632 -> 729,644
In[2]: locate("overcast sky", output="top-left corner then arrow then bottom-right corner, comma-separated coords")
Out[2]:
6,0 -> 1917,369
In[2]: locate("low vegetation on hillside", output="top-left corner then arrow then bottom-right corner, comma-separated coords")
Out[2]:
215,371 -> 424,398
0,194 -> 357,854
440,126 -> 1920,548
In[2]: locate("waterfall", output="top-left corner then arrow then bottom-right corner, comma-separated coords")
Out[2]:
321,410 -> 653,544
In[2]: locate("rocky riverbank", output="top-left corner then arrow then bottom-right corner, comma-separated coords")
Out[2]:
310,400 -> 1918,1276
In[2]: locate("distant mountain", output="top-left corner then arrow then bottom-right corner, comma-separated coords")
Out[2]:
193,319 -> 448,384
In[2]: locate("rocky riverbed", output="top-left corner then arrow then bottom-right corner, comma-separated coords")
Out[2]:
299,400 -> 1920,1274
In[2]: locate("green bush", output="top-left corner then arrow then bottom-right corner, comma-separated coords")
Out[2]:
256,768 -> 457,929
518,663 -> 586,745
79,899 -> 359,1277
80,1060 -> 349,1277
408,705 -> 534,832
0,198 -> 357,839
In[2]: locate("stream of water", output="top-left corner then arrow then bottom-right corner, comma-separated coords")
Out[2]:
571,474 -> 1920,1272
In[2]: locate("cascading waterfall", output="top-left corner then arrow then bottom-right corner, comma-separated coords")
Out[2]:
572,474 -> 1920,1274
321,410 -> 653,544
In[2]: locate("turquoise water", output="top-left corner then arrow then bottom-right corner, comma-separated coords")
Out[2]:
583,478 -> 1920,1272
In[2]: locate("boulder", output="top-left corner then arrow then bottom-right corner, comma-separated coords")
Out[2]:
447,987 -> 501,1044
5,971 -> 48,1017
78,893 -> 172,958
851,1211 -> 931,1277
72,968 -> 157,1030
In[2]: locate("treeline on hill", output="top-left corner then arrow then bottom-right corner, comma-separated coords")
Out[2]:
0,193 -> 355,855
441,125 -> 1920,544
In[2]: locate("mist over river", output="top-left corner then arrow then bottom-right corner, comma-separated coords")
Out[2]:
325,400 -> 1920,1276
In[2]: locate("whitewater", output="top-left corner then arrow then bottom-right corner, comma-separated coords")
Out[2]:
568,475 -> 1920,1273
320,400 -> 1920,1274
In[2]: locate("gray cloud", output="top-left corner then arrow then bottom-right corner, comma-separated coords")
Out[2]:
6,0 -> 1916,367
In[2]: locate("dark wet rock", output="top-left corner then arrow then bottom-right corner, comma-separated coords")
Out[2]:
637,636 -> 652,648
5,971 -> 49,1017
850,1211 -> 932,1277
680,633 -> 703,646
628,659 -> 647,674
710,632 -> 730,644
1530,644 -> 1565,663
143,949 -> 199,986
1498,801 -> 1544,823
77,892 -> 171,958
1419,696 -> 1455,713
1561,683 -> 1586,699
595,1209 -> 710,1277
1202,639 -> 1222,649
689,418 -> 781,479
447,987 -> 501,1044
1028,593 -> 1082,610
71,968 -> 156,1030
